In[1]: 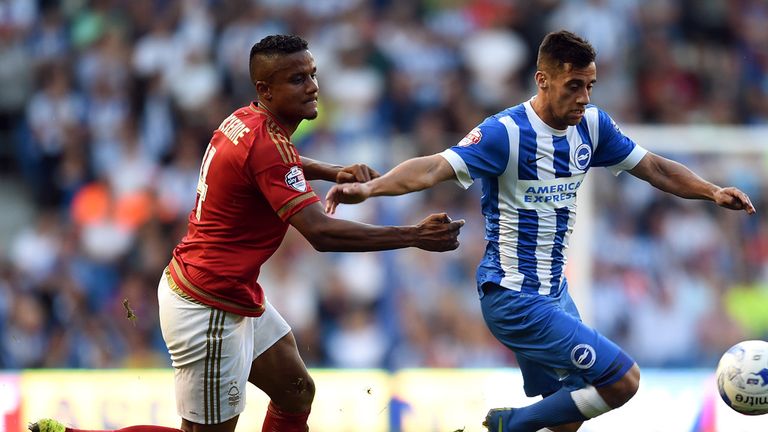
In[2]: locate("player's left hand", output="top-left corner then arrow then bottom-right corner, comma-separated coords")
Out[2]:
336,164 -> 380,184
714,187 -> 756,215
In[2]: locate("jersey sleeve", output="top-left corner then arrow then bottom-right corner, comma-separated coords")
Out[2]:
590,109 -> 647,175
439,119 -> 510,189
247,128 -> 319,221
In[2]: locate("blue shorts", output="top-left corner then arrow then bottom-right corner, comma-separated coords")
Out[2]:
480,281 -> 635,397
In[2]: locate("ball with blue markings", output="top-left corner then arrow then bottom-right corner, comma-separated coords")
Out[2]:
716,340 -> 768,415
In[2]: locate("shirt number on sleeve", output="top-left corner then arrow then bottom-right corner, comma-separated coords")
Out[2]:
195,143 -> 216,221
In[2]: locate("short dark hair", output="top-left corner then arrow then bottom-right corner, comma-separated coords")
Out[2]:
249,35 -> 309,82
537,30 -> 596,71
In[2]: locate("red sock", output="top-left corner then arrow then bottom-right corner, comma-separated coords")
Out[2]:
261,401 -> 310,432
66,426 -> 182,432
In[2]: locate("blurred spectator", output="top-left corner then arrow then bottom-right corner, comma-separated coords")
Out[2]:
25,63 -> 86,205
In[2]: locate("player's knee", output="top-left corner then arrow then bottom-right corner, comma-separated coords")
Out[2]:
279,374 -> 316,412
299,374 -> 316,407
594,363 -> 640,409
624,364 -> 641,397
614,363 -> 641,406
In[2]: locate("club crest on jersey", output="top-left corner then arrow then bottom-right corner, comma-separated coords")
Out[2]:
459,128 -> 482,146
571,344 -> 596,369
573,143 -> 592,170
285,166 -> 307,192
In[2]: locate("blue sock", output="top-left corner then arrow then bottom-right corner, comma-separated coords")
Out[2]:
502,387 -> 587,431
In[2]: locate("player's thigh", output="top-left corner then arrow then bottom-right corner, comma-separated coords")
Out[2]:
481,284 -> 633,392
532,306 -> 634,391
246,302 -> 313,411
158,272 -> 253,425
514,353 -> 565,397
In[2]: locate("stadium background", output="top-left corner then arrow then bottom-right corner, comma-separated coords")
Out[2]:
1,0 -> 767,431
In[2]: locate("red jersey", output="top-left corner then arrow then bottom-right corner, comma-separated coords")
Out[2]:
169,103 -> 319,316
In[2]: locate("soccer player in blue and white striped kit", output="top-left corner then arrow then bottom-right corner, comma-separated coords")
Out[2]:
325,30 -> 755,432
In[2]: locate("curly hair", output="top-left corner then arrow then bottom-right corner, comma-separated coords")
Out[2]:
250,34 -> 308,59
537,30 -> 596,71
249,35 -> 309,83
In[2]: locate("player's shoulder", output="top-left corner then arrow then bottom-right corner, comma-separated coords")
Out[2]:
479,102 -> 531,131
584,103 -> 620,121
582,103 -> 622,130
579,103 -> 610,129
233,103 -> 268,129
472,103 -> 525,131
493,102 -> 527,121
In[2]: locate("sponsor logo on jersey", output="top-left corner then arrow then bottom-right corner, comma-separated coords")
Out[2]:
459,127 -> 482,146
573,143 -> 592,170
285,166 -> 307,192
571,344 -> 596,369
523,180 -> 581,203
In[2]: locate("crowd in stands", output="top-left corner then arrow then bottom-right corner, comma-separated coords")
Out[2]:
0,0 -> 767,370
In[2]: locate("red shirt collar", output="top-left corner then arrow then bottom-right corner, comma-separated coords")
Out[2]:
250,102 -> 290,137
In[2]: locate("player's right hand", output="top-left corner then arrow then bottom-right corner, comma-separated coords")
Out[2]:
324,182 -> 372,214
415,212 -> 465,252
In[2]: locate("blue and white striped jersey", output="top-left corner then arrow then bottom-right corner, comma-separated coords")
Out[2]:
440,98 -> 647,296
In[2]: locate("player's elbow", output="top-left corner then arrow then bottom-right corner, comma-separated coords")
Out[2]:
307,236 -> 333,252
300,227 -> 336,252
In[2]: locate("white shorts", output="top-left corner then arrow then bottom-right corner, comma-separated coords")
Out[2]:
157,270 -> 291,424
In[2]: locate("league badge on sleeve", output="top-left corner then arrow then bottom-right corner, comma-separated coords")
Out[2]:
458,127 -> 482,146
285,166 -> 307,192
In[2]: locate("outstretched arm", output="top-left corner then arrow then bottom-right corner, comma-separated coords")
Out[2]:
325,154 -> 456,213
289,201 -> 463,252
300,156 -> 379,183
629,152 -> 755,214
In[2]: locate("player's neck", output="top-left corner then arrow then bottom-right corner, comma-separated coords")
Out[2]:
530,95 -> 566,131
256,102 -> 298,135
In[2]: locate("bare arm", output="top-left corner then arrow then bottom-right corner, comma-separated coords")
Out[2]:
629,152 -> 755,214
300,156 -> 379,183
289,201 -> 463,252
367,154 -> 455,196
324,154 -> 456,213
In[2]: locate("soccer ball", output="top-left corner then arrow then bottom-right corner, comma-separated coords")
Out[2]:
716,340 -> 768,415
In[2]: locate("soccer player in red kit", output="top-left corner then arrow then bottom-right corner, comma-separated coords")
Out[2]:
30,35 -> 463,432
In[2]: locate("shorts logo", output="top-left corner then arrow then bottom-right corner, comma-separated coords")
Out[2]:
571,344 -> 596,369
458,128 -> 482,146
573,143 -> 591,170
227,381 -> 241,406
285,166 -> 307,192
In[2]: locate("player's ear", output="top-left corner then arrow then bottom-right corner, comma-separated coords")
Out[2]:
255,81 -> 272,101
535,71 -> 548,89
